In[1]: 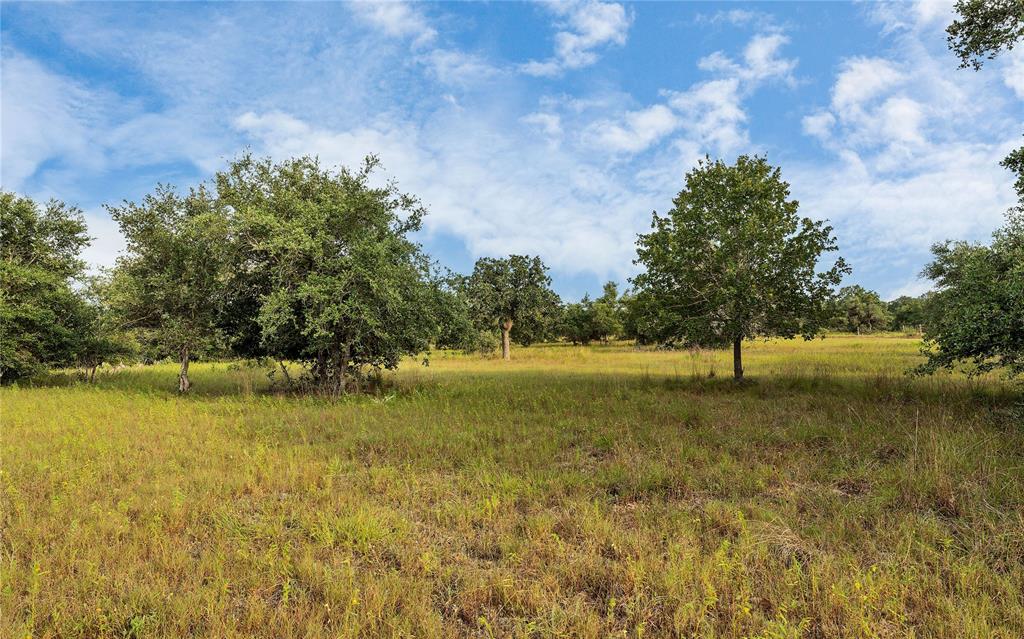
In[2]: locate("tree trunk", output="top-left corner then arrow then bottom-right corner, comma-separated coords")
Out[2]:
337,346 -> 349,397
178,347 -> 191,393
278,360 -> 292,389
732,337 -> 743,381
89,365 -> 97,383
501,319 -> 513,361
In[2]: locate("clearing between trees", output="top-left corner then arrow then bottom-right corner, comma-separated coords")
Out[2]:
3,336 -> 1021,638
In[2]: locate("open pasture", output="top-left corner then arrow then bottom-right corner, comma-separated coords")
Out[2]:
2,336 -> 1022,638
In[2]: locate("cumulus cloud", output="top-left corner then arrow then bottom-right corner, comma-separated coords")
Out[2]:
3,1 -> 1019,298
699,33 -> 797,86
585,105 -> 679,154
830,57 -> 905,116
576,30 -> 795,158
234,107 -> 658,281
794,4 -> 1019,296
663,79 -> 749,156
802,111 -> 835,141
521,0 -> 632,76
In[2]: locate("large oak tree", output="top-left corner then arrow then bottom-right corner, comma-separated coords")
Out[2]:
631,156 -> 849,380
465,255 -> 559,360
217,155 -> 437,395
108,186 -> 227,393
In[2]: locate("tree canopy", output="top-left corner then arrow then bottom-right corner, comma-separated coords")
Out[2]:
0,193 -> 91,382
108,185 -> 227,392
833,285 -> 891,334
559,282 -> 623,345
919,210 -> 1023,378
947,0 -> 1024,70
887,294 -> 931,333
947,1 -> 1024,209
631,155 -> 849,380
927,6 -> 1024,378
217,154 -> 438,395
464,255 -> 560,360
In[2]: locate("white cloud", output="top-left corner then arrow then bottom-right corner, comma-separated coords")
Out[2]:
699,9 -> 764,28
887,277 -> 933,300
743,33 -> 798,83
796,4 -> 1019,294
233,107 -> 661,281
802,110 -> 835,141
878,96 -> 926,145
80,209 -> 126,272
521,0 -> 632,76
869,0 -> 955,34
3,1 -> 1018,297
1004,47 -> 1024,98
522,112 -> 563,140
419,48 -> 500,86
579,30 -> 795,159
349,1 -> 437,47
585,104 -> 678,154
829,57 -> 904,117
666,79 -> 749,155
697,33 -> 796,85
0,52 -> 107,190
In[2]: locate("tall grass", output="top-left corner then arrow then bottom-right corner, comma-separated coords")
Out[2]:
2,336 -> 1021,637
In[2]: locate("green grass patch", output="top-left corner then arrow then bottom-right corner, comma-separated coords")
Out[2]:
2,337 -> 1022,637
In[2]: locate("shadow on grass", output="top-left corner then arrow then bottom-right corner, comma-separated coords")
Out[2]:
19,359 -> 1020,419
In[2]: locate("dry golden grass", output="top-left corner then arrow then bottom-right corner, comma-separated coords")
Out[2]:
2,336 -> 1022,637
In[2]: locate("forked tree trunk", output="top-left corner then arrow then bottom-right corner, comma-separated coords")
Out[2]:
178,347 -> 191,393
733,337 -> 743,381
278,360 -> 292,389
501,319 -> 513,361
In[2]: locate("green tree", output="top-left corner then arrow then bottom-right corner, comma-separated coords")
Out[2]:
947,0 -> 1023,71
619,289 -> 657,345
465,255 -> 559,360
592,281 -> 624,341
632,156 -> 849,380
918,210 -> 1023,377
108,185 -> 227,393
70,274 -> 138,382
887,294 -> 930,333
431,273 -> 498,355
217,155 -> 437,395
0,193 -> 90,382
834,285 -> 891,334
559,283 -> 623,345
560,295 -> 597,345
929,7 -> 1024,378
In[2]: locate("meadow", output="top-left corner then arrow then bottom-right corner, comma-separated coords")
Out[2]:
2,336 -> 1022,638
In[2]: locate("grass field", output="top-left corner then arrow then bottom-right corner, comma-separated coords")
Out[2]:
2,336 -> 1022,638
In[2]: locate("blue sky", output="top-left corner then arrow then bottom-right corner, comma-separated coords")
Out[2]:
2,1 -> 1021,301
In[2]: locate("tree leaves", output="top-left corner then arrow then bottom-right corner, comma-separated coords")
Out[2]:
631,156 -> 849,376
